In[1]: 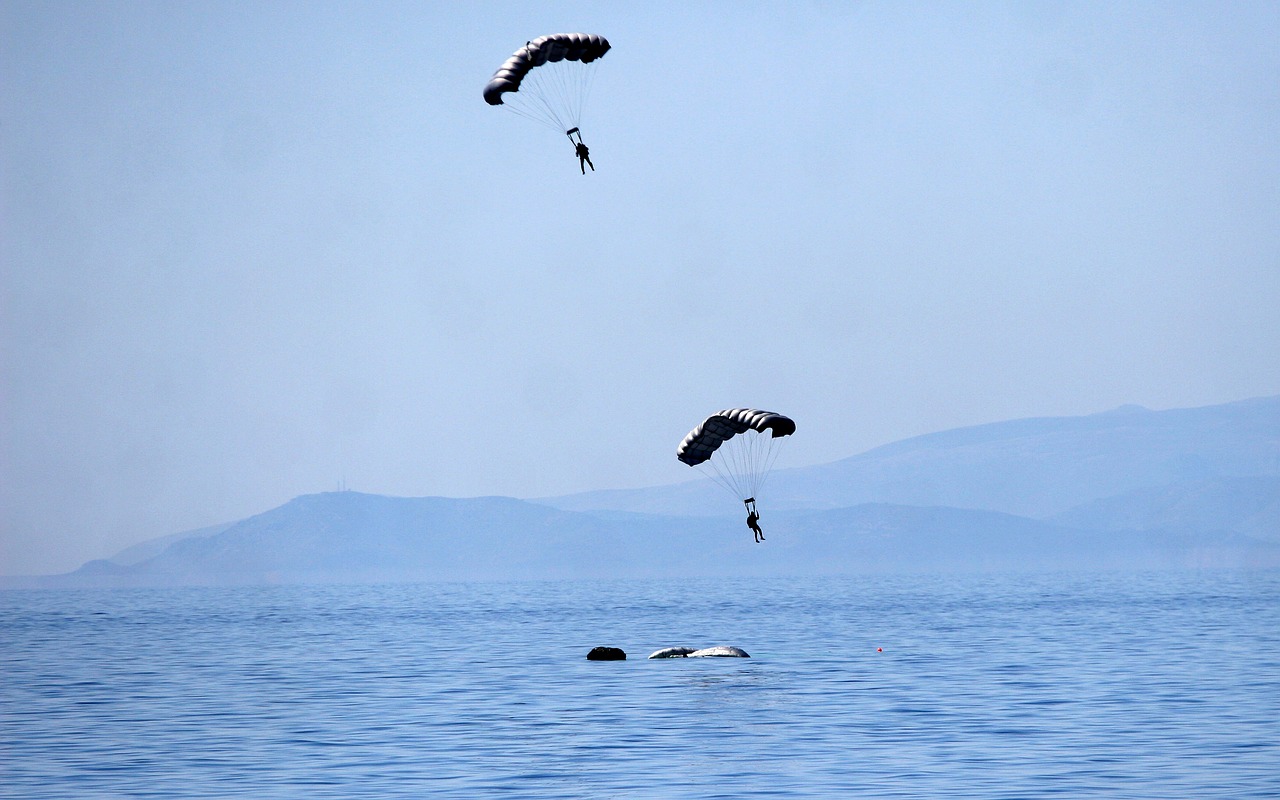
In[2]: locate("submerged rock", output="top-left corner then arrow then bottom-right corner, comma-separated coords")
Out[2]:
586,646 -> 626,661
648,647 -> 697,659
688,646 -> 750,658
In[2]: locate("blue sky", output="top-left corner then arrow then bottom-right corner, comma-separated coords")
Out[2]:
3,1 -> 1278,574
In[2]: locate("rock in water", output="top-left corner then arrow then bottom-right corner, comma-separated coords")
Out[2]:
586,646 -> 626,661
688,646 -> 750,658
648,647 -> 697,659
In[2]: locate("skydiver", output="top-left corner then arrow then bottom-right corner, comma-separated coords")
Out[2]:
575,140 -> 594,174
745,498 -> 764,543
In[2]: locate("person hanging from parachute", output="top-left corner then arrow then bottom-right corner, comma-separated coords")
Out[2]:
483,34 -> 610,173
677,409 -> 796,544
575,140 -> 593,173
745,498 -> 764,543
567,127 -> 594,174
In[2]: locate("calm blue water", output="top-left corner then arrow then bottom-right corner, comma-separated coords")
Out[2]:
2,570 -> 1278,799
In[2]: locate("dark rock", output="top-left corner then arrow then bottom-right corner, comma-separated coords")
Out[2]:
586,646 -> 626,661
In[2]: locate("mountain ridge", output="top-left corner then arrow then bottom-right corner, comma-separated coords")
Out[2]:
539,395 -> 1280,517
5,395 -> 1277,588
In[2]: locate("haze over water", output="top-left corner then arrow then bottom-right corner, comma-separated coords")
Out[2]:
4,569 -> 1277,798
5,3 -> 1279,577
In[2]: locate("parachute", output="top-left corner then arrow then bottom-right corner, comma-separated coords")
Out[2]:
483,34 -> 611,135
677,409 -> 796,504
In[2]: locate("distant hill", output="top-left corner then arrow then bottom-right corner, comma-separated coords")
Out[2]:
32,493 -> 733,587
104,521 -> 236,566
540,396 -> 1280,518
17,491 -> 1279,589
7,395 -> 1277,589
1050,476 -> 1280,542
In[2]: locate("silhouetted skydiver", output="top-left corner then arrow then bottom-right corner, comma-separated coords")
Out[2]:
745,497 -> 763,543
575,141 -> 594,174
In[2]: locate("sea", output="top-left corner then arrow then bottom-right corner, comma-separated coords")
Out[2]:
2,569 -> 1278,799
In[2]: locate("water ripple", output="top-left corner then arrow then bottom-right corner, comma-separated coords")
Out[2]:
2,570 -> 1278,798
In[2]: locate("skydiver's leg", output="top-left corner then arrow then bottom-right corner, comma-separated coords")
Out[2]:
586,156 -> 594,171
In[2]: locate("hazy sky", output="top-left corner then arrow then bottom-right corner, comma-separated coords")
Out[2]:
3,2 -> 1278,575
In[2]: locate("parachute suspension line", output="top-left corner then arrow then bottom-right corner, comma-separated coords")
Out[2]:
517,66 -> 570,130
676,410 -> 794,513
732,433 -> 757,497
713,430 -> 788,503
740,436 -> 758,498
695,457 -> 739,499
752,432 -> 786,500
568,58 -> 590,127
756,437 -> 774,498
718,442 -> 750,498
501,57 -> 600,137
531,62 -> 569,129
758,433 -> 787,496
740,432 -> 760,500
499,76 -> 562,131
738,436 -> 759,498
572,59 -> 599,133
725,438 -> 755,499
502,101 -> 562,131
694,460 -> 743,501
714,437 -> 744,499
692,430 -> 778,504
543,57 -> 587,131
750,432 -> 772,497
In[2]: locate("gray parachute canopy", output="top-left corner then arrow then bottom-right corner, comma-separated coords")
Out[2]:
483,34 -> 610,105
676,409 -> 795,504
677,409 -> 796,466
483,34 -> 610,133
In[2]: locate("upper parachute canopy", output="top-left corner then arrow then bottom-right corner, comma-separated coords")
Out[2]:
483,33 -> 612,106
677,409 -> 796,467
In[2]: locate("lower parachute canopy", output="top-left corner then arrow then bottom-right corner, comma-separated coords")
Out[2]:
483,33 -> 610,133
677,409 -> 796,502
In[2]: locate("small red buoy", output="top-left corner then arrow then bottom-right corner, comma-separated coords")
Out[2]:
877,647 -> 882,652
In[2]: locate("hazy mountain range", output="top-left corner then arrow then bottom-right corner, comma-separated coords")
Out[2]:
540,395 -> 1280,517
9,396 -> 1279,588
